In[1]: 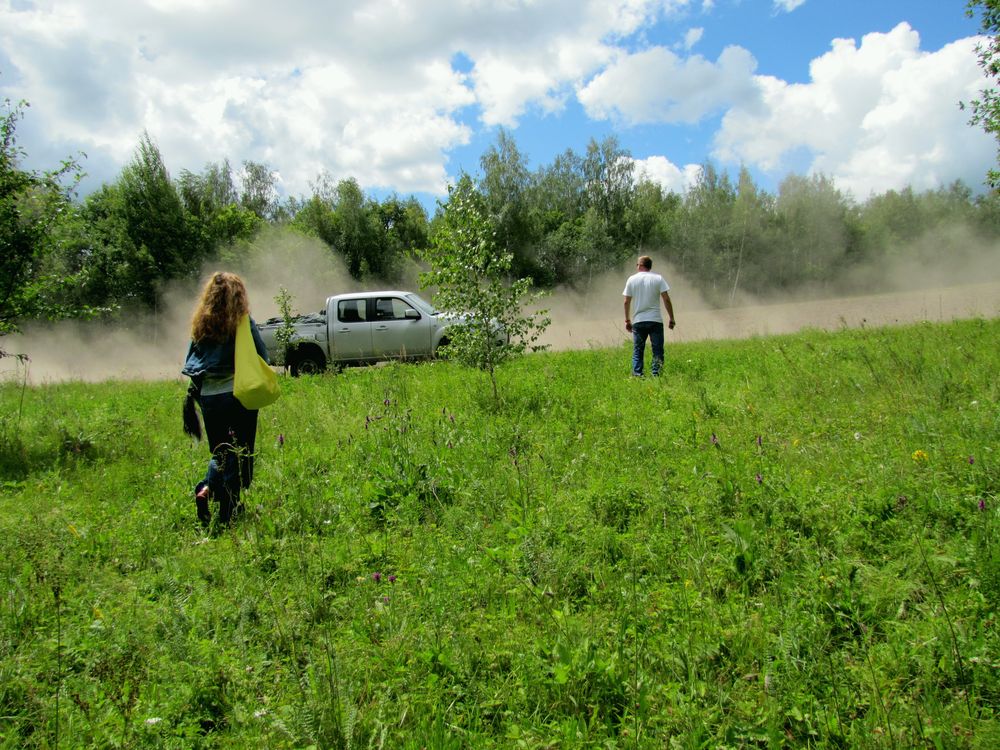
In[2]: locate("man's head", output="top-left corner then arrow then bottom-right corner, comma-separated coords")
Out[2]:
637,255 -> 652,271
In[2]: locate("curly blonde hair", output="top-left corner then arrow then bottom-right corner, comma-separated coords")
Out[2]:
191,272 -> 250,342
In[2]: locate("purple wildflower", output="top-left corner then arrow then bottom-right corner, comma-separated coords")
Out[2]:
388,574 -> 397,583
711,433 -> 719,446
755,473 -> 763,484
372,572 -> 381,583
277,433 -> 285,447
382,595 -> 390,604
979,499 -> 987,512
969,456 -> 975,465
384,398 -> 391,407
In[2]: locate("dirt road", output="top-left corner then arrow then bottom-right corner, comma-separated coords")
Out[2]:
2,282 -> 998,384
538,281 -> 1000,352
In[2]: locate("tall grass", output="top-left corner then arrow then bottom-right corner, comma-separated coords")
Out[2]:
1,318 -> 998,747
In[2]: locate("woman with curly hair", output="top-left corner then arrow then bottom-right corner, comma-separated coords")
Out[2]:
182,272 -> 269,528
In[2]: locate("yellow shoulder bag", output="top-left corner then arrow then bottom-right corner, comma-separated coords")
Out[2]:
233,315 -> 280,409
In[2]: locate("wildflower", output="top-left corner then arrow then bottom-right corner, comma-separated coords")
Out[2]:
979,499 -> 987,512
145,717 -> 163,726
969,456 -> 975,465
854,432 -> 861,441
372,572 -> 381,583
254,709 -> 269,719
755,473 -> 763,484
911,449 -> 929,464
277,433 -> 285,447
756,435 -> 762,448
382,595 -> 390,604
384,398 -> 391,407
711,433 -> 719,446
388,574 -> 397,583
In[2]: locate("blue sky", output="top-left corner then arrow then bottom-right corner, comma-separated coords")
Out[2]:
1,0 -> 992,210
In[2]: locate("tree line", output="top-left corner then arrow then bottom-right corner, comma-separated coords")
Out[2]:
3,98 -> 1000,337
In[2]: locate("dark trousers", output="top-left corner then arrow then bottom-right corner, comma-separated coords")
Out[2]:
631,321 -> 665,376
196,392 -> 259,524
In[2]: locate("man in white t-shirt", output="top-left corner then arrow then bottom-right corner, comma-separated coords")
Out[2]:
622,255 -> 675,376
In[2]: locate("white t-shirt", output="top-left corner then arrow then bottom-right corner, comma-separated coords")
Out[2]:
623,271 -> 670,324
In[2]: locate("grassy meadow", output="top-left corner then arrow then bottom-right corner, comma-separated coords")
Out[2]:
1,318 -> 998,748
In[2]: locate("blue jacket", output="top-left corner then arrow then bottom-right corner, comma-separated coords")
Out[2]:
182,317 -> 269,379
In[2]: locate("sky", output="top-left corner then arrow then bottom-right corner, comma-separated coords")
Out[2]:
0,0 -> 993,211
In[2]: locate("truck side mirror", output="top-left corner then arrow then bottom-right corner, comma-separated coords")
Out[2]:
404,309 -> 420,320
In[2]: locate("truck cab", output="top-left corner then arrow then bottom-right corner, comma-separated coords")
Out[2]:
258,291 -> 460,375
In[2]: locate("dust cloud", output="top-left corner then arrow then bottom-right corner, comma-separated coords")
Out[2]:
3,235 -> 998,385
0,228 -> 370,384
536,252 -> 1000,352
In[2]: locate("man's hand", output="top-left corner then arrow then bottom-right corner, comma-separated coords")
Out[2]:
625,320 -> 633,332
668,319 -> 675,330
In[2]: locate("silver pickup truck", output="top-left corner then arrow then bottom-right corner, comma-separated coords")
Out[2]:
258,290 -> 501,375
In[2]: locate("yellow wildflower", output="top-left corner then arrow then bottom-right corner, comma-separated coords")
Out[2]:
911,449 -> 929,464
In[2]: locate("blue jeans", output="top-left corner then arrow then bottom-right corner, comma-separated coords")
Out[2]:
632,321 -> 664,376
196,392 -> 259,524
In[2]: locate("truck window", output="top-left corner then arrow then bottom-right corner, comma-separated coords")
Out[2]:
338,299 -> 367,323
375,297 -> 415,321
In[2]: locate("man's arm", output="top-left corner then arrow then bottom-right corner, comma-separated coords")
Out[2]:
661,291 -> 675,330
624,296 -> 633,332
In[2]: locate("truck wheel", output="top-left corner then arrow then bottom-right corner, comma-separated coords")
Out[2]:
290,350 -> 326,377
434,337 -> 450,359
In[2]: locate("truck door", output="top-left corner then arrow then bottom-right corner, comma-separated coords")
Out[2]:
372,295 -> 431,358
331,298 -> 372,361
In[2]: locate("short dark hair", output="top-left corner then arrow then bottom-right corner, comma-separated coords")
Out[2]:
638,255 -> 652,270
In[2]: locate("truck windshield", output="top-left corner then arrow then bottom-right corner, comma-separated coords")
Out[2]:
404,293 -> 436,316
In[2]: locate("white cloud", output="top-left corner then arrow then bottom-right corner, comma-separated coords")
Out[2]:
684,27 -> 704,50
1,2 -> 986,205
713,23 -> 995,197
633,155 -> 702,193
578,44 -> 757,125
0,0 -> 691,197
774,0 -> 807,12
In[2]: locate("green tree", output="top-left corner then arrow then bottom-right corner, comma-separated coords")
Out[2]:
376,195 -> 429,269
624,178 -> 680,256
529,148 -> 586,233
291,176 -> 389,280
239,160 -> 277,220
420,175 -> 549,405
966,0 -> 1000,186
0,100 -> 83,336
582,135 -> 635,249
179,160 -> 261,249
673,162 -> 737,299
727,166 -> 772,300
772,173 -> 851,288
117,133 -> 199,306
479,128 -> 535,278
